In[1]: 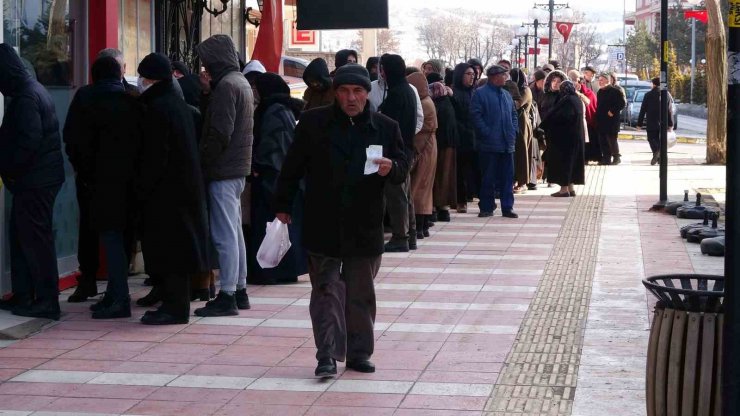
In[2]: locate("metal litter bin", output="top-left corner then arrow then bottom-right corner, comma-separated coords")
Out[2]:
642,274 -> 724,416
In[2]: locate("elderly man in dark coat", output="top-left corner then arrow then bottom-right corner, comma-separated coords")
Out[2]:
0,43 -> 65,320
596,72 -> 627,165
136,53 -> 210,325
275,64 -> 408,378
65,56 -> 143,319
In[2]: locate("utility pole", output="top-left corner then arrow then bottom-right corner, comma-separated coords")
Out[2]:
652,0 -> 669,210
533,1 -> 570,61
523,19 -> 548,68
690,17 -> 696,103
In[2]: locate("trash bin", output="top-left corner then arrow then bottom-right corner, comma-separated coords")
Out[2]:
642,274 -> 724,416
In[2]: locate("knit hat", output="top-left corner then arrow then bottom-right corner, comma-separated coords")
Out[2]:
534,70 -> 547,81
486,65 -> 507,76
332,64 -> 372,92
138,53 -> 172,80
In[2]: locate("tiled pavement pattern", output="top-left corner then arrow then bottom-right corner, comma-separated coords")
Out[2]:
485,166 -> 606,415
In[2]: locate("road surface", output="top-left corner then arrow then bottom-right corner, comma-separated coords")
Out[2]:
677,114 -> 707,135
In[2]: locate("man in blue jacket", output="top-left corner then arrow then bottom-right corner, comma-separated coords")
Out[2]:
470,65 -> 519,219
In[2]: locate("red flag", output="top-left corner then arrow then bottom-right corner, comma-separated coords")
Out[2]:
684,10 -> 708,24
539,37 -> 549,45
556,22 -> 575,43
529,47 -> 541,54
251,0 -> 283,72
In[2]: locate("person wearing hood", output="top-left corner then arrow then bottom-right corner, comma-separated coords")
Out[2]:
539,80 -> 585,197
422,59 -> 444,77
596,72 -> 626,165
0,43 -> 65,319
303,58 -> 334,110
365,57 -> 379,82
172,61 -> 202,107
467,58 -> 484,84
330,49 -> 358,76
530,69 -> 547,110
194,35 -> 254,316
428,73 -> 458,222
274,64 -> 408,378
376,54 -> 418,252
450,63 -> 478,213
368,66 -> 424,134
242,60 -> 266,103
407,72 -> 438,240
538,70 -> 568,184
63,56 -> 143,319
471,65 -> 519,218
247,73 -> 307,285
569,70 -> 599,164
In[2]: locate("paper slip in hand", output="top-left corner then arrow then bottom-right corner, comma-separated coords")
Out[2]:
364,145 -> 383,175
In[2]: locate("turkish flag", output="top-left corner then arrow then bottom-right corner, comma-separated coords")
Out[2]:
556,22 -> 575,43
684,10 -> 708,24
539,37 -> 549,45
251,0 -> 283,72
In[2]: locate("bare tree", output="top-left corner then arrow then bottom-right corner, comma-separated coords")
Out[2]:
351,29 -> 402,56
704,0 -> 726,164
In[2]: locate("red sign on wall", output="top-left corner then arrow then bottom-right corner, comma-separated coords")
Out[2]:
291,22 -> 316,45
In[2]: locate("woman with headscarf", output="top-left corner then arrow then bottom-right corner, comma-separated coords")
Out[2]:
302,58 -> 334,111
539,80 -> 585,197
510,68 -> 534,193
428,73 -> 457,222
567,70 -> 597,162
247,73 -> 308,285
407,71 -> 438,239
538,70 -> 567,185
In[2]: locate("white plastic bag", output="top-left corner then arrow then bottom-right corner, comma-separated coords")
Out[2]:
256,220 -> 292,269
667,130 -> 677,149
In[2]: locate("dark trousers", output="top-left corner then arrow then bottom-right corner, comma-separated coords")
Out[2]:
75,177 -> 99,292
647,129 -> 660,154
308,253 -> 381,362
384,173 -> 415,240
159,273 -> 190,318
478,151 -> 514,213
100,231 -> 128,301
598,129 -> 621,161
9,185 -> 61,303
457,150 -> 479,205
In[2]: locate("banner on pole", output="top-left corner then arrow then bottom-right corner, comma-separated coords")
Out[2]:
555,22 -> 575,43
683,10 -> 708,24
529,47 -> 541,54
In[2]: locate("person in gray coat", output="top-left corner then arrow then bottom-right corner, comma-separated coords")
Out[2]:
193,35 -> 254,316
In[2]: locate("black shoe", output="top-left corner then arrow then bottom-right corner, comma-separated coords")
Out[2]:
478,211 -> 493,218
526,183 -> 538,191
569,191 -> 577,197
551,191 -> 570,197
12,300 -> 61,321
0,295 -> 32,311
346,359 -> 375,373
90,295 -> 114,312
140,310 -> 188,325
190,288 -> 210,302
651,152 -> 659,166
502,211 -> 519,219
315,358 -> 337,378
67,285 -> 97,303
91,298 -> 131,320
599,159 -> 611,166
415,229 -> 424,240
136,286 -> 163,307
437,210 -> 450,222
611,156 -> 621,165
384,240 -> 409,253
423,228 -> 430,238
235,288 -> 251,310
194,292 -> 238,317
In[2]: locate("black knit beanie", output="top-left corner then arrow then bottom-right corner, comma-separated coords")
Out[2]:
138,53 -> 172,80
332,64 -> 372,92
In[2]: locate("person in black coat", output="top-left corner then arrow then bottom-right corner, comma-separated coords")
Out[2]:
172,61 -> 201,108
450,63 -> 478,212
136,53 -> 210,325
637,77 -> 674,165
539,80 -> 585,197
596,72 -> 627,165
378,54 -> 418,252
0,43 -> 65,320
64,57 -> 144,319
274,64 -> 408,378
247,73 -> 307,285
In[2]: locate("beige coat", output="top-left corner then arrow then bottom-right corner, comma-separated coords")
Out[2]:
407,72 -> 438,215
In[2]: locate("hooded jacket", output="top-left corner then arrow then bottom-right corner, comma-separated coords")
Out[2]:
334,49 -> 358,71
407,72 -> 437,140
539,70 -> 567,121
365,57 -> 380,81
450,63 -> 476,152
471,82 -> 518,153
302,58 -> 334,111
0,44 -> 64,192
377,54 -> 418,156
196,35 -> 254,180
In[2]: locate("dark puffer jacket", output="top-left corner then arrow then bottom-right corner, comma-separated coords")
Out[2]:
450,63 -> 476,152
196,35 -> 254,180
0,43 -> 64,192
302,58 -> 334,111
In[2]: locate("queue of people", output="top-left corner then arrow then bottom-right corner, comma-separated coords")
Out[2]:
0,37 -> 630,376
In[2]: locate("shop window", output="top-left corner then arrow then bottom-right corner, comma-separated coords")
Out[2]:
2,0 -> 72,86
120,0 -> 153,76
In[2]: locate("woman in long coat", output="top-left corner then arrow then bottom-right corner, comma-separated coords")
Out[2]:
407,71 -> 438,238
539,80 -> 585,198
510,69 -> 534,193
428,73 -> 457,222
248,73 -> 308,285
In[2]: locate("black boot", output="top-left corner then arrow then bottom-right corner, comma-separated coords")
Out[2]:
194,292 -> 238,317
92,297 -> 131,319
408,230 -> 418,250
12,300 -> 61,321
235,288 -> 251,310
90,294 -> 114,312
141,309 -> 188,325
136,286 -> 163,307
415,215 -> 424,240
437,209 -> 450,222
423,216 -> 431,238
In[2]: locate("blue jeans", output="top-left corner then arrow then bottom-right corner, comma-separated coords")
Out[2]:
208,178 -> 247,293
101,231 -> 128,301
478,151 -> 514,213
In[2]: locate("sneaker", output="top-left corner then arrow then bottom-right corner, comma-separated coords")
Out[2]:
502,211 -> 519,219
235,288 -> 251,310
194,292 -> 238,317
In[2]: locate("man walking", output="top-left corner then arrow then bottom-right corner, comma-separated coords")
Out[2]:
0,44 -> 65,319
194,35 -> 254,316
470,65 -> 519,219
275,64 -> 408,378
637,77 -> 674,165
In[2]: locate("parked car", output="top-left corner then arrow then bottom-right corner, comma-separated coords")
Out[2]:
619,80 -> 652,125
282,56 -> 309,78
626,88 -> 679,129
281,75 -> 308,100
615,73 -> 639,83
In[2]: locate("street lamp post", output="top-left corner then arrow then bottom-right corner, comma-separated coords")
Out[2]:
533,0 -> 570,60
523,19 -> 548,68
